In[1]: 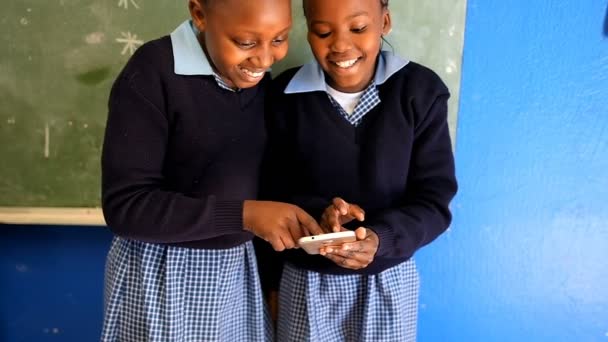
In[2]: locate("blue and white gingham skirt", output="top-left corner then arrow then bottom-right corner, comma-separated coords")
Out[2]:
100,237 -> 272,342
277,259 -> 419,342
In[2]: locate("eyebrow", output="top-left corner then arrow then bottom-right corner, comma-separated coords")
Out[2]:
310,11 -> 369,25
236,25 -> 293,36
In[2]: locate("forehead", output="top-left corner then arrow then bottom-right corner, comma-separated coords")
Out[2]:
305,0 -> 382,20
207,0 -> 292,31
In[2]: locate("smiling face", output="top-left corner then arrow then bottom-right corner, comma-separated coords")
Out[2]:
189,0 -> 292,89
304,0 -> 391,93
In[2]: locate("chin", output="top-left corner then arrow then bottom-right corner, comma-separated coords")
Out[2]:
334,79 -> 365,92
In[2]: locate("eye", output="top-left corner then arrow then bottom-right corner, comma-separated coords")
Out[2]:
314,31 -> 331,39
351,26 -> 367,33
235,40 -> 256,49
272,36 -> 288,46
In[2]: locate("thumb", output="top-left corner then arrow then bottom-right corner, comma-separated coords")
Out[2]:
355,227 -> 367,240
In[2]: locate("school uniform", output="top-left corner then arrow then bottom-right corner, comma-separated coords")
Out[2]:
263,51 -> 458,341
100,20 -> 272,342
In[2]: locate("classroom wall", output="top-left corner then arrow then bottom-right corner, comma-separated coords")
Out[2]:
1,0 -> 607,341
0,226 -> 112,341
416,0 -> 608,341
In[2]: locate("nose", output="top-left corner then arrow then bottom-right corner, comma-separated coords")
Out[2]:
253,45 -> 274,69
330,31 -> 352,53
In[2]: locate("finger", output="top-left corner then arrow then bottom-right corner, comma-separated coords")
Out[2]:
324,253 -> 349,267
320,209 -> 338,233
279,231 -> 296,249
320,219 -> 332,233
279,214 -> 301,245
349,204 -> 365,221
269,237 -> 286,252
296,209 -> 324,235
320,210 -> 329,230
322,207 -> 342,232
287,218 -> 306,243
328,245 -> 373,264
332,197 -> 349,215
355,227 -> 367,240
330,208 -> 342,232
324,253 -> 365,270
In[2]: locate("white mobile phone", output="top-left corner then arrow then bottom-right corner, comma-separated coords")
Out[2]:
297,231 -> 357,255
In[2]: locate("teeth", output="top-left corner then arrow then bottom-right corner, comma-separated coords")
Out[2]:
241,68 -> 264,78
335,59 -> 357,68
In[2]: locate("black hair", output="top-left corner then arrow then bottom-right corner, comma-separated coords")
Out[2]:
303,0 -> 389,17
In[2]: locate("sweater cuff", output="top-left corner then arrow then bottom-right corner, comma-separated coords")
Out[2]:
367,224 -> 395,257
214,200 -> 245,234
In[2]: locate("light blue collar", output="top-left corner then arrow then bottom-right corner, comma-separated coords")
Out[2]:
284,51 -> 409,94
170,20 -> 214,76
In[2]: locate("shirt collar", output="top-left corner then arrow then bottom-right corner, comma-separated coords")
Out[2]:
170,20 -> 214,76
284,50 -> 409,94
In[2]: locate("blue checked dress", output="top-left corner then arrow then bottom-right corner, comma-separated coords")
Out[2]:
277,259 -> 419,342
100,237 -> 272,342
277,80 -> 420,341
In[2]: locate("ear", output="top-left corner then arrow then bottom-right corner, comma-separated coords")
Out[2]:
188,0 -> 207,32
381,10 -> 392,36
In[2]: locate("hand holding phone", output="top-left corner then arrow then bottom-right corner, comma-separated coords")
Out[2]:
320,227 -> 379,270
297,231 -> 357,255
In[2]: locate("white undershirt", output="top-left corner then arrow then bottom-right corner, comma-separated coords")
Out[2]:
326,85 -> 364,115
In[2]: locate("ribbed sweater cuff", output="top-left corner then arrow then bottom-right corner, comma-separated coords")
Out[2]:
214,200 -> 245,234
368,224 -> 394,257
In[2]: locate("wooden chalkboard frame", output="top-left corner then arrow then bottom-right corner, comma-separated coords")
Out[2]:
0,207 -> 105,225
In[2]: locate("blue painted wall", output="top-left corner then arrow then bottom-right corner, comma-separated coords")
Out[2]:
417,0 -> 608,341
2,0 -> 607,341
0,227 -> 112,341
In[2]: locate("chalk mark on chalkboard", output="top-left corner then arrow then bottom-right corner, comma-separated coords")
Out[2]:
116,32 -> 143,55
118,0 -> 139,10
44,123 -> 50,159
85,32 -> 105,45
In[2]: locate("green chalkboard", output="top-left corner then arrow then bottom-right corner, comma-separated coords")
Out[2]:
0,1 -> 190,208
0,0 -> 465,217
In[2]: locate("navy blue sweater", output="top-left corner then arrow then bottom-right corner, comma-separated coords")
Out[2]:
102,36 -> 269,249
262,62 -> 458,275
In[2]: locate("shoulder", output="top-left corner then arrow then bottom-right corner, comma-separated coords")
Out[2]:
387,61 -> 449,99
109,36 -> 173,111
379,61 -> 450,121
117,36 -> 173,83
376,60 -> 451,129
270,66 -> 302,95
132,35 -> 172,60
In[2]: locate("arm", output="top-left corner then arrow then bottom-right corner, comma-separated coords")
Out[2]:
102,68 -> 243,243
102,67 -> 322,246
366,94 -> 458,259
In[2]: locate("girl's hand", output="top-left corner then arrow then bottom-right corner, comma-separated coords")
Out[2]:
320,197 -> 365,233
320,227 -> 378,270
243,200 -> 323,251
